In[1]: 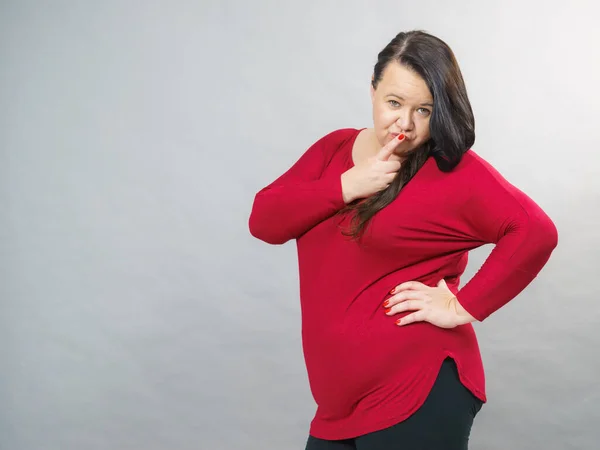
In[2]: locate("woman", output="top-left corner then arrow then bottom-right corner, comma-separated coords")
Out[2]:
248,30 -> 558,450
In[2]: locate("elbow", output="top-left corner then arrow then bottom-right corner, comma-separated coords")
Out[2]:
545,219 -> 559,252
248,211 -> 290,245
535,212 -> 559,254
525,212 -> 559,263
503,209 -> 559,270
249,226 -> 290,246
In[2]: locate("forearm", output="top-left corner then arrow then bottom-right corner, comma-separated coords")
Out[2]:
248,175 -> 347,244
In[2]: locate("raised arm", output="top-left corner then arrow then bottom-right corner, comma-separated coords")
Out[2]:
248,129 -> 352,245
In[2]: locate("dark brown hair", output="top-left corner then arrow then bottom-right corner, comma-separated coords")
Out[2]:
342,30 -> 475,239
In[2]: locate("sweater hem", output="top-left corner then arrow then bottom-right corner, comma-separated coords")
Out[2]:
308,352 -> 487,441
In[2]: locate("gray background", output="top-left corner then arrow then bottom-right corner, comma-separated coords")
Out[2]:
1,0 -> 599,449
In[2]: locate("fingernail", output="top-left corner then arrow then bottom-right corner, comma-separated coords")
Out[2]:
397,134 -> 405,140
382,300 -> 390,308
385,307 -> 392,314
389,288 -> 395,295
395,318 -> 402,325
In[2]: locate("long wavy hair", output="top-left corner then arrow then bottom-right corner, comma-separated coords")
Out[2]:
342,30 -> 475,239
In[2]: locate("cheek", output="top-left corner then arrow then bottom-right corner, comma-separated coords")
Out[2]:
372,103 -> 385,120
416,120 -> 431,142
373,106 -> 397,126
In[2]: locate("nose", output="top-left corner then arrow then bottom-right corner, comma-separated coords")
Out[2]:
395,109 -> 414,132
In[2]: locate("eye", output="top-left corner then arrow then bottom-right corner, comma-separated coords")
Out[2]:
388,100 -> 401,108
417,107 -> 431,116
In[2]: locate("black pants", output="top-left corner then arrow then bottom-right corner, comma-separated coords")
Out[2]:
305,358 -> 483,450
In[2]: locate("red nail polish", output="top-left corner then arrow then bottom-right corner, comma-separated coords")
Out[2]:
389,288 -> 395,295
397,133 -> 405,140
395,318 -> 402,325
385,307 -> 392,314
382,300 -> 390,308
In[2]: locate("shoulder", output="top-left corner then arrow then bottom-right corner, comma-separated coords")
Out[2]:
454,149 -> 497,173
307,127 -> 362,161
451,149 -> 515,192
450,150 -> 543,217
427,149 -> 525,210
451,150 -> 557,244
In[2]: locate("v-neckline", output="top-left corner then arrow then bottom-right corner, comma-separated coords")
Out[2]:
347,127 -> 369,169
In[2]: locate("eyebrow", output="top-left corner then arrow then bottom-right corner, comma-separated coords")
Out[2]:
388,94 -> 433,107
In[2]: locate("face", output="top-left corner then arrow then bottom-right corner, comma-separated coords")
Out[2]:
370,61 -> 433,156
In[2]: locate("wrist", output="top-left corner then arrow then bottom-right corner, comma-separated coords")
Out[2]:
452,296 -> 477,324
342,191 -> 356,204
341,172 -> 357,204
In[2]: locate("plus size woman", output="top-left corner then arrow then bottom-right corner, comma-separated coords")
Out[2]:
248,30 -> 558,450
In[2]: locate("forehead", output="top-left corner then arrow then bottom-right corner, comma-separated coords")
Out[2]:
378,62 -> 432,100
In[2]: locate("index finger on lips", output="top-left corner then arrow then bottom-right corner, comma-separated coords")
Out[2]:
376,133 -> 405,161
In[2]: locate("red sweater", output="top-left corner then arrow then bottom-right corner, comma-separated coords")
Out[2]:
248,128 -> 558,440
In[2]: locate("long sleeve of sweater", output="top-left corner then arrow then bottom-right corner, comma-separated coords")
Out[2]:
455,159 -> 559,321
248,129 -> 351,244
